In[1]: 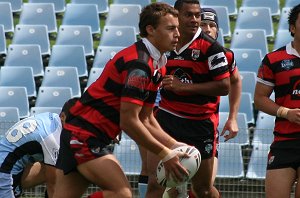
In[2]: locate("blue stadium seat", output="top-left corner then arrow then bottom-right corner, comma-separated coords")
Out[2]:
274,29 -> 293,50
203,6 -> 231,37
92,46 -> 124,68
0,2 -> 14,33
235,7 -> 274,37
12,24 -> 50,55
113,0 -> 151,8
252,111 -> 275,146
105,4 -> 141,34
30,106 -> 62,115
240,71 -> 257,102
71,0 -> 109,14
285,0 -> 299,7
217,143 -> 244,178
4,44 -> 44,77
29,0 -> 66,13
55,25 -> 94,56
231,48 -> 263,74
86,68 -> 104,88
100,26 -> 137,47
0,25 -> 6,55
242,0 -> 280,16
48,45 -> 88,77
114,139 -> 142,175
62,3 -> 100,34
0,66 -> 36,97
201,0 -> 237,16
231,29 -> 268,57
217,28 -> 224,46
0,0 -> 22,12
278,7 -> 291,31
41,66 -> 81,97
156,0 -> 175,6
218,112 -> 249,145
246,143 -> 269,179
0,87 -> 30,118
19,3 -> 57,33
0,107 -> 20,137
35,87 -> 72,108
220,92 -> 254,124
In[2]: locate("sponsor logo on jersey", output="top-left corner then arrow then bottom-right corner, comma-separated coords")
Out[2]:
173,68 -> 193,84
125,69 -> 148,91
191,49 -> 200,60
208,52 -> 228,70
281,60 -> 294,70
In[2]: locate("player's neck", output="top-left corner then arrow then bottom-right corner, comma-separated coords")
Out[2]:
177,34 -> 194,50
292,40 -> 300,55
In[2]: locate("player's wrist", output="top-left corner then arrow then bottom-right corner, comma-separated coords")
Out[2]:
158,147 -> 177,162
276,106 -> 290,118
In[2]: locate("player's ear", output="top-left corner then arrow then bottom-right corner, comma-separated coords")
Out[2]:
146,25 -> 155,36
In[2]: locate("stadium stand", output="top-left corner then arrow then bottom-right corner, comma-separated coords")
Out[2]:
0,107 -> 19,137
242,0 -> 281,16
92,46 -> 124,68
34,87 -> 72,108
0,25 -> 6,55
274,29 -> 293,50
201,0 -> 237,16
231,48 -> 263,73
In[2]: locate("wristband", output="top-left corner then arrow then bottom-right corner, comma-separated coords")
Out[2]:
158,147 -> 171,159
162,150 -> 178,163
276,106 -> 290,118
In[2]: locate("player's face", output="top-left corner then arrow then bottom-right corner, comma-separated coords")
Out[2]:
151,14 -> 180,53
200,21 -> 218,39
178,3 -> 201,37
291,13 -> 300,41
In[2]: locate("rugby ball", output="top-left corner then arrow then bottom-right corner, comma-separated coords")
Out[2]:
156,145 -> 201,187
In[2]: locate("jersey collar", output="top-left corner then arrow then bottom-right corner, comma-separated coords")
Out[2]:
142,38 -> 167,69
286,41 -> 300,58
175,27 -> 202,54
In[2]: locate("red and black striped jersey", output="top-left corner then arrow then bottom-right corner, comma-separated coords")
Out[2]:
64,40 -> 166,139
225,47 -> 237,75
159,30 -> 230,120
257,45 -> 300,140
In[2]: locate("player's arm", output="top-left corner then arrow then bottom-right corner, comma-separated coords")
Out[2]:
220,68 -> 241,141
120,101 -> 188,181
162,75 -> 230,96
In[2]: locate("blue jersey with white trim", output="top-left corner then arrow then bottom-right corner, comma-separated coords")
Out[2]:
0,112 -> 61,175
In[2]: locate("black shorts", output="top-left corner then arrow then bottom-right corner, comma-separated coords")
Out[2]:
267,140 -> 300,170
56,128 -> 114,174
155,109 -> 219,159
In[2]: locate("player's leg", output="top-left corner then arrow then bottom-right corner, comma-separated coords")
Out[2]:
78,154 -> 132,198
138,145 -> 148,198
145,150 -> 165,198
20,162 -> 46,189
295,167 -> 300,198
190,157 -> 219,198
53,168 -> 90,198
265,168 -> 296,198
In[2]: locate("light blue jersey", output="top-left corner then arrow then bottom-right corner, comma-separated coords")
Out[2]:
0,112 -> 61,174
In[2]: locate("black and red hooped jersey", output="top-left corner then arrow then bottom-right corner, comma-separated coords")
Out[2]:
64,40 -> 166,139
159,31 -> 230,120
257,46 -> 300,140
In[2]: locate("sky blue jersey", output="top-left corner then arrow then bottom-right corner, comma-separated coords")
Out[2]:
0,112 -> 61,175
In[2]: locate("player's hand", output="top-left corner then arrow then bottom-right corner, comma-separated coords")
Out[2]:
162,75 -> 183,93
162,150 -> 189,182
220,118 -> 238,142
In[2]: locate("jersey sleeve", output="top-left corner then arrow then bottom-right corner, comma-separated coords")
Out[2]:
257,55 -> 275,87
121,60 -> 152,105
206,42 -> 230,80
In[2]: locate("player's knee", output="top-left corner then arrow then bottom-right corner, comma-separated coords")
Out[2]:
115,187 -> 132,198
